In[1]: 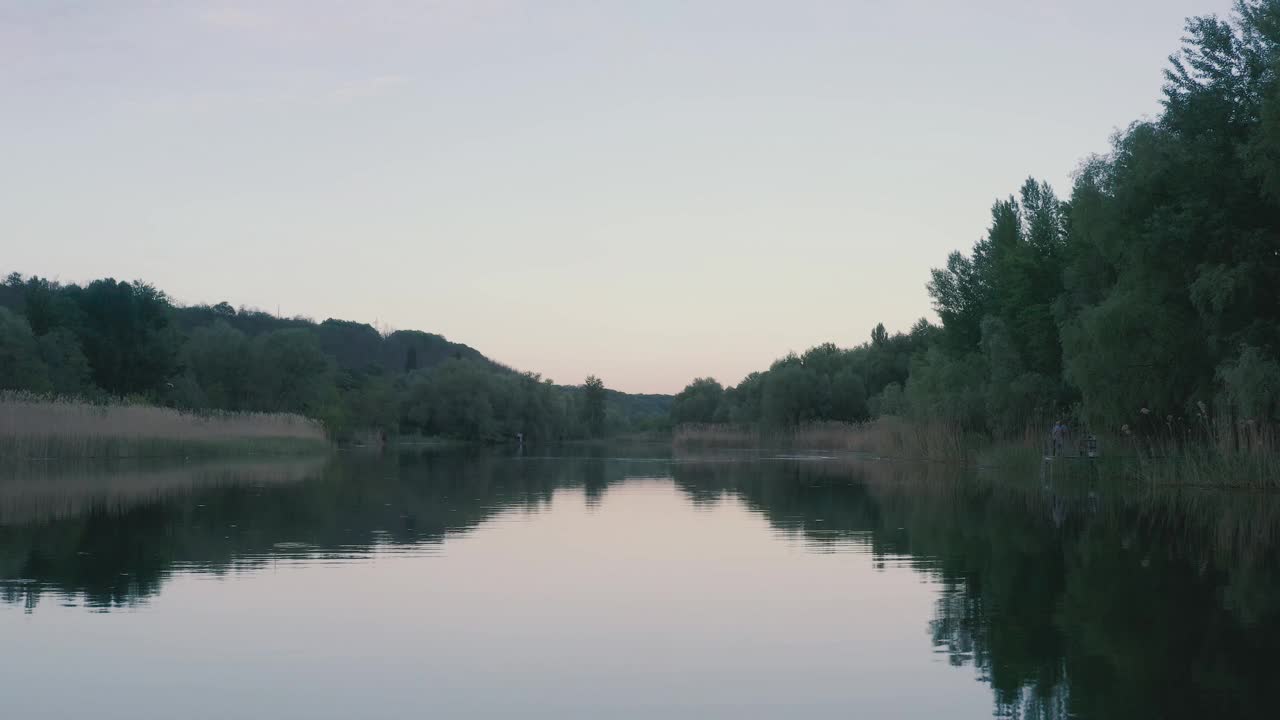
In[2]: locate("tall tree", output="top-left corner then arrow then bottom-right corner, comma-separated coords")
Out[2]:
0,308 -> 50,392
581,375 -> 607,438
71,279 -> 179,397
671,378 -> 725,425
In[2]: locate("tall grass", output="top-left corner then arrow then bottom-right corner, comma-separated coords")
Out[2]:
676,413 -> 1280,488
0,393 -> 328,459
673,417 -> 976,462
1123,413 -> 1280,488
971,411 -> 1280,487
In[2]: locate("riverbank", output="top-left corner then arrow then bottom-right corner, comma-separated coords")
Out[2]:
0,394 -> 329,459
673,418 -> 977,462
673,418 -> 1280,488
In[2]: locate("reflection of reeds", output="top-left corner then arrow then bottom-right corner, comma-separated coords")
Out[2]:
0,456 -> 330,525
0,393 -> 328,459
673,418 -> 975,462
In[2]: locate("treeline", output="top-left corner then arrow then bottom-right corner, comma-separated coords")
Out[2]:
0,275 -> 668,441
670,322 -> 932,427
674,0 -> 1280,437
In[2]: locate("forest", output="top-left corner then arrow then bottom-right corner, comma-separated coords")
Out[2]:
673,0 -> 1280,443
0,275 -> 669,443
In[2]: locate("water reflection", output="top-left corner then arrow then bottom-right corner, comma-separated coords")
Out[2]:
0,451 -> 668,610
671,458 -> 1280,719
1,449 -> 1277,719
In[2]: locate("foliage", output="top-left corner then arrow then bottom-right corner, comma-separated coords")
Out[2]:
401,359 -> 569,442
37,328 -> 93,396
0,275 -> 665,443
0,307 -> 51,393
671,378 -> 725,425
1216,344 -> 1280,421
674,325 -> 931,431
670,1 -> 1280,459
580,375 -> 607,438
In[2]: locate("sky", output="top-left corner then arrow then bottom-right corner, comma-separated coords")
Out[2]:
1,0 -> 1238,394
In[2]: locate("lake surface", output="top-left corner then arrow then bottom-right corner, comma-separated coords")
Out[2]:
2,448 -> 1277,719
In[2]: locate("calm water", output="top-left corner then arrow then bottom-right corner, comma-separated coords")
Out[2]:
2,448 -> 1277,719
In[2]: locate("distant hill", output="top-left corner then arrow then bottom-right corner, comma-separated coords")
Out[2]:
0,275 -> 672,433
182,306 -> 673,428
172,306 -> 493,375
175,304 -> 674,429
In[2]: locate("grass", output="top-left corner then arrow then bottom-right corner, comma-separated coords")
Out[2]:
0,393 -> 329,459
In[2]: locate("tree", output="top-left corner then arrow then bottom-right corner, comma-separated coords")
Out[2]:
37,329 -> 92,396
830,368 -> 868,422
182,321 -> 252,410
246,329 -> 336,416
71,279 -> 180,397
581,375 -> 607,438
0,308 -> 50,392
1217,345 -> 1280,422
761,363 -> 820,427
335,370 -> 399,439
403,359 -> 546,441
671,378 -> 724,425
19,276 -> 82,337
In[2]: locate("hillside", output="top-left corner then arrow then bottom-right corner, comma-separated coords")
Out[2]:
0,273 -> 671,439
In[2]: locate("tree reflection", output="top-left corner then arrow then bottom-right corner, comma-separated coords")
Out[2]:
1,450 -> 1277,719
670,458 -> 1280,720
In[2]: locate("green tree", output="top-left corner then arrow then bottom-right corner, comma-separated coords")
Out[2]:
581,375 -> 607,438
0,307 -> 50,392
1217,345 -> 1280,422
671,378 -> 724,425
760,361 -> 819,427
830,368 -> 868,422
71,279 -> 180,397
182,321 -> 252,410
246,329 -> 337,416
36,329 -> 92,396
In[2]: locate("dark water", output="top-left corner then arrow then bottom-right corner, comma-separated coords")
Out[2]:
2,448 -> 1278,719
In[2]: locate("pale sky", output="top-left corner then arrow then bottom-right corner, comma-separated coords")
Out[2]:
1,0 -> 1235,394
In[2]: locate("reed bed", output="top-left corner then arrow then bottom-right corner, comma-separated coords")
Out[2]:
673,417 -> 976,462
675,413 -> 1280,488
0,393 -> 328,459
1124,415 -> 1280,488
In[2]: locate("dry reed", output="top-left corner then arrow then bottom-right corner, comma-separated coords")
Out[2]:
1125,413 -> 1280,487
673,417 -> 975,462
675,413 -> 1280,487
0,392 -> 328,459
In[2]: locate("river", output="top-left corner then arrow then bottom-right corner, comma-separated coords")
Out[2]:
2,447 -> 1276,719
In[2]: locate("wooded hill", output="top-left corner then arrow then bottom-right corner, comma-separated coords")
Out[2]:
0,275 -> 670,441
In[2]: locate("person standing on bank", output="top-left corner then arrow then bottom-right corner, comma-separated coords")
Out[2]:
1051,420 -> 1068,457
